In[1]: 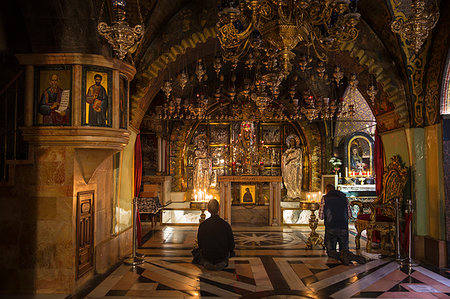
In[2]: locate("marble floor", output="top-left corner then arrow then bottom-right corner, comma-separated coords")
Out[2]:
87,225 -> 450,298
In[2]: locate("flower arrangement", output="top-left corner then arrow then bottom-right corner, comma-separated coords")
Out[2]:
329,157 -> 342,174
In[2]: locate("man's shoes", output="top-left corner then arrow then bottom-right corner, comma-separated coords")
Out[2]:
352,254 -> 367,264
203,261 -> 216,271
215,261 -> 228,271
340,251 -> 350,265
327,250 -> 340,260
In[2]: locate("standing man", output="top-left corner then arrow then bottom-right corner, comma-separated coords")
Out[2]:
86,74 -> 108,126
193,199 -> 235,271
319,184 -> 366,265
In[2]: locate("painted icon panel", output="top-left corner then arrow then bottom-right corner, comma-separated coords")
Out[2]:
82,68 -> 112,127
119,75 -> 128,129
35,66 -> 72,126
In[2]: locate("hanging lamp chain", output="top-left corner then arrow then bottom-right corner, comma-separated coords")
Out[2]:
98,0 -> 105,24
137,0 -> 144,26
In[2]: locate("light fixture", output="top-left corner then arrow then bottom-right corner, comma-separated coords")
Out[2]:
98,0 -> 145,60
366,75 -> 378,105
391,0 -> 439,54
216,0 -> 361,74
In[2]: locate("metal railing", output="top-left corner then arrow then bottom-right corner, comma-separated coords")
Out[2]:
0,70 -> 28,183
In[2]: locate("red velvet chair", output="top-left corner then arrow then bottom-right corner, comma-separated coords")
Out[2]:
351,155 -> 408,253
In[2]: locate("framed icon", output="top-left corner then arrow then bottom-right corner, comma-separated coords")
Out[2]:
82,67 -> 112,127
344,132 -> 374,175
34,65 -> 72,126
119,74 -> 128,129
240,185 -> 256,204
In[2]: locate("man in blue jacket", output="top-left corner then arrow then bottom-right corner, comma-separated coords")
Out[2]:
319,184 -> 366,265
193,199 -> 235,270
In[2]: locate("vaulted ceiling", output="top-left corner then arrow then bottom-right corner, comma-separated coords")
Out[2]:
1,0 -> 449,131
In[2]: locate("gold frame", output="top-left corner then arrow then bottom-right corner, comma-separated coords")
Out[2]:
240,185 -> 256,204
347,135 -> 373,174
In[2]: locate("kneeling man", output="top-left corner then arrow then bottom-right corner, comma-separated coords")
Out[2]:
193,199 -> 235,271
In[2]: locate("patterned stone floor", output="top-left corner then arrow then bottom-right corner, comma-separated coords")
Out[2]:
87,225 -> 450,298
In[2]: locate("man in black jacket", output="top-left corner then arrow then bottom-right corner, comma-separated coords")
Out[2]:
193,199 -> 235,270
319,184 -> 366,265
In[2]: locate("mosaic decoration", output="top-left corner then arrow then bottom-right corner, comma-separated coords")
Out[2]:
387,0 -> 432,127
334,87 -> 376,146
441,60 -> 450,115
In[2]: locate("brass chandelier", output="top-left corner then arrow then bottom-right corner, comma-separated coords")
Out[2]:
158,56 -> 366,122
391,0 -> 439,54
216,0 -> 361,74
98,0 -> 144,60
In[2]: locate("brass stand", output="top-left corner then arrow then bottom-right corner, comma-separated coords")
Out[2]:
401,199 -> 418,271
190,201 -> 208,224
300,201 -> 324,249
124,197 -> 144,267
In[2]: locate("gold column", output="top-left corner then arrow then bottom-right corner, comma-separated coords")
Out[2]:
72,65 -> 82,126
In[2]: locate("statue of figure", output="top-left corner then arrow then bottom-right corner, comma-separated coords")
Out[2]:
282,134 -> 302,199
193,134 -> 211,194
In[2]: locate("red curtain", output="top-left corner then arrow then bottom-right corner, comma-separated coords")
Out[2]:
374,128 -> 384,196
134,134 -> 143,246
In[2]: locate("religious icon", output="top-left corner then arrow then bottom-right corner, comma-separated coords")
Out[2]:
119,75 -> 128,129
35,66 -> 71,125
82,68 -> 111,127
345,133 -> 373,176
240,185 -> 256,204
262,125 -> 281,144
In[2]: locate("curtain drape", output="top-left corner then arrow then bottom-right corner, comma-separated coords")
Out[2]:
134,134 -> 143,246
374,128 -> 384,196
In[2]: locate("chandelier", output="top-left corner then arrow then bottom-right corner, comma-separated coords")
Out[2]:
158,56 -> 367,122
391,0 -> 439,54
216,0 -> 361,75
98,0 -> 144,60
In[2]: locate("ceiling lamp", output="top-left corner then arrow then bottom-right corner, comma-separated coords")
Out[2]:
98,0 -> 145,60
216,0 -> 361,75
391,0 -> 439,54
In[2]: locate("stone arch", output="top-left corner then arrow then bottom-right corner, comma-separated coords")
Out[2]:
440,49 -> 450,115
131,23 -> 409,132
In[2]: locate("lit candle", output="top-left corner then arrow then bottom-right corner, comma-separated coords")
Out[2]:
307,194 -> 311,202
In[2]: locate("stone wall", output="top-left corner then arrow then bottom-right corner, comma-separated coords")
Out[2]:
0,145 -> 132,294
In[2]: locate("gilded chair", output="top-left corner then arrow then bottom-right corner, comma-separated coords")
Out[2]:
351,155 -> 408,253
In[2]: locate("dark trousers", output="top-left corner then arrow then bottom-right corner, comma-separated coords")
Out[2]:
325,228 -> 349,258
325,228 -> 366,264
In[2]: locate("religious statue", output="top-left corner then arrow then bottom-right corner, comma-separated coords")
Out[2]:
193,134 -> 212,195
281,134 -> 302,199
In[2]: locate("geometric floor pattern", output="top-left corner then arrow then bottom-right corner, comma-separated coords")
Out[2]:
87,225 -> 450,298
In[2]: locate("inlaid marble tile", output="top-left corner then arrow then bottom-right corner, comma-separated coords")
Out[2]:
362,269 -> 408,292
87,226 -> 450,299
